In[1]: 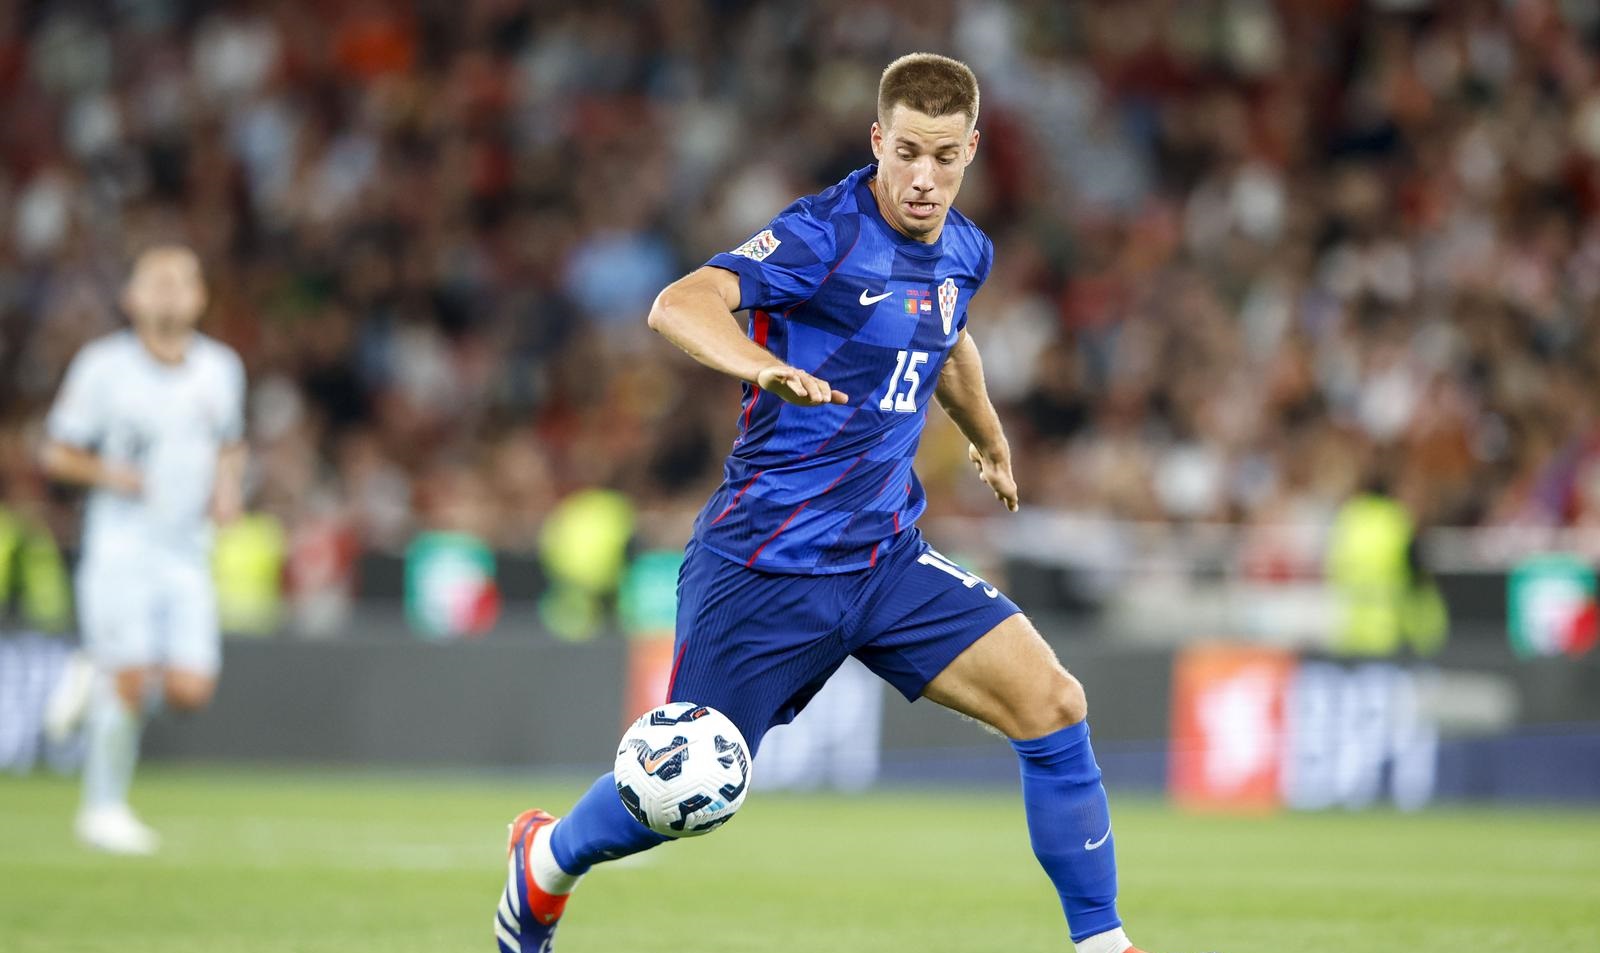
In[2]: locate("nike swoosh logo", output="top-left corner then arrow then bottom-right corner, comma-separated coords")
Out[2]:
859,289 -> 894,306
1084,824 -> 1112,851
641,743 -> 688,774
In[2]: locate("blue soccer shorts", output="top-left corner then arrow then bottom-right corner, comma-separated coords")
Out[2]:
667,527 -> 1021,754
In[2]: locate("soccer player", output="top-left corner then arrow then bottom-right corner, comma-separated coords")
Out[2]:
497,54 -> 1159,953
41,245 -> 246,854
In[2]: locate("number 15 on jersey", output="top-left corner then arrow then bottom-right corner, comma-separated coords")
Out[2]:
879,349 -> 929,413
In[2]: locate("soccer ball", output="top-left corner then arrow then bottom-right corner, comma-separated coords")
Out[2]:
614,702 -> 751,838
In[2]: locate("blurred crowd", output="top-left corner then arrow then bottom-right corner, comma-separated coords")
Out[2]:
4,0 -> 1600,581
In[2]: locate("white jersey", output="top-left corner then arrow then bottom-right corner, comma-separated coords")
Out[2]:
46,330 -> 245,559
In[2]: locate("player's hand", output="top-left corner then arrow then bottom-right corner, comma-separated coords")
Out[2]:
209,486 -> 244,525
756,364 -> 849,407
968,443 -> 1018,512
101,465 -> 143,498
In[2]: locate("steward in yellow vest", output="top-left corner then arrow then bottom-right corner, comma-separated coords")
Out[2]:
0,505 -> 71,633
1326,485 -> 1448,657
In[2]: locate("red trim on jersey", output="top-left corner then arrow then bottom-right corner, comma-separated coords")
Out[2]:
665,642 -> 689,702
806,404 -> 861,459
869,543 -> 879,567
893,512 -> 900,533
740,229 -> 859,450
739,310 -> 773,434
731,227 -> 870,568
767,230 -> 862,428
709,472 -> 764,526
745,452 -> 868,567
745,507 -> 808,567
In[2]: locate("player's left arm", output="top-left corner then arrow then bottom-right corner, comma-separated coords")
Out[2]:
935,329 -> 1018,512
210,349 -> 248,524
210,441 -> 246,524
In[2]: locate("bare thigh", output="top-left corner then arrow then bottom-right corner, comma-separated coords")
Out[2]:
921,613 -> 1087,740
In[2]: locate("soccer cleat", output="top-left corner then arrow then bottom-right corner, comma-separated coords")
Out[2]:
75,804 -> 160,855
495,809 -> 570,953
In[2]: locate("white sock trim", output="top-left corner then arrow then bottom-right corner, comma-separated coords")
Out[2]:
1075,927 -> 1132,953
527,821 -> 582,896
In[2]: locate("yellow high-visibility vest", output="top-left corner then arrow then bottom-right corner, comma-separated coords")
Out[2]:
1326,494 -> 1446,656
0,507 -> 71,632
212,512 -> 287,636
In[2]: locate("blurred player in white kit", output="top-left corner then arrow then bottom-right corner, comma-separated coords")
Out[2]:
40,245 -> 246,854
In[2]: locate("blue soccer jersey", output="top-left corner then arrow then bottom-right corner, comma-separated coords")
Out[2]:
693,164 -> 995,574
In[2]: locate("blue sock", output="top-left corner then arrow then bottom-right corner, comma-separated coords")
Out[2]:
548,772 -> 670,875
1012,721 -> 1121,943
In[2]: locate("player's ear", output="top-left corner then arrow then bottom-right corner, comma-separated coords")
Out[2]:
965,126 -> 980,166
870,120 -> 883,160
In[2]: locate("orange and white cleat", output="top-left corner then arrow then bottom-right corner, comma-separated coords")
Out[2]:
494,809 -> 570,953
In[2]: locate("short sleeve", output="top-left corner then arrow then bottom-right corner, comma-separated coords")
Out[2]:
215,348 -> 246,444
706,204 -> 838,313
957,233 -> 996,337
45,346 -> 106,448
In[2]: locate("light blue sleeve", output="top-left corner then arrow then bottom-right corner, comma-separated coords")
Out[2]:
216,347 -> 247,444
44,345 -> 106,448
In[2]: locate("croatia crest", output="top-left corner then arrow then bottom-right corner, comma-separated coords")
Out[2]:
937,277 -> 959,335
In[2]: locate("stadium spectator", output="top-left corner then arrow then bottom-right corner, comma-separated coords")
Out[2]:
4,0 -> 1600,603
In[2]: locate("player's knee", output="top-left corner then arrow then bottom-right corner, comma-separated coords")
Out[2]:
1056,673 -> 1088,727
113,669 -> 151,710
164,686 -> 212,712
163,675 -> 215,712
1016,672 -> 1087,738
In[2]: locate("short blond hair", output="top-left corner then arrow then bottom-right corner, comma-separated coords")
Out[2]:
878,53 -> 980,129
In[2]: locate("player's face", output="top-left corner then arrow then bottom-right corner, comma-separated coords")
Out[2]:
870,105 -> 979,243
123,247 -> 208,337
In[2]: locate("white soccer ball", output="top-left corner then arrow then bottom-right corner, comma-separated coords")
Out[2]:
613,702 -> 751,838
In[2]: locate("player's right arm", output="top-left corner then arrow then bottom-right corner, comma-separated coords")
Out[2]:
39,345 -> 142,497
648,267 -> 847,407
39,442 -> 142,496
651,208 -> 853,407
206,346 -> 249,523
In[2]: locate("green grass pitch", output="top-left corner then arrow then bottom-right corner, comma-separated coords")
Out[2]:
1,768 -> 1597,953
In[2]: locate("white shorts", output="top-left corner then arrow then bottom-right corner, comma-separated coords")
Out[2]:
76,548 -> 220,676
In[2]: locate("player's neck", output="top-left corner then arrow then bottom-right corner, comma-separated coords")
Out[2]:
136,329 -> 192,366
868,176 -> 943,245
